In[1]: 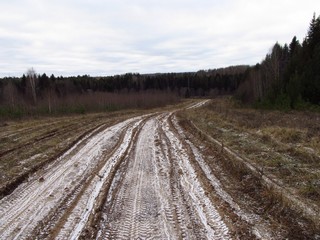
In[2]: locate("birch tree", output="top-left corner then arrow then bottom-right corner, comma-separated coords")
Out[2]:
27,68 -> 37,104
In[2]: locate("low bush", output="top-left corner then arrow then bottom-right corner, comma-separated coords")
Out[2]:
0,90 -> 179,119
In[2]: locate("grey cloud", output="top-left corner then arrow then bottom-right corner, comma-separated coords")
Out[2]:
1,0 -> 320,77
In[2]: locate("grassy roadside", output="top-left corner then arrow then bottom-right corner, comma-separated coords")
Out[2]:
177,97 -> 320,235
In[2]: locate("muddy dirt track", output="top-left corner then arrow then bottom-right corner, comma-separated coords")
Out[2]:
0,101 -> 271,239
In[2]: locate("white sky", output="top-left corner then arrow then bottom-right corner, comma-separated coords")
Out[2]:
0,0 -> 319,77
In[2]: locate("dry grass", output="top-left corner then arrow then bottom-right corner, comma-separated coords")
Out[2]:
179,96 -> 320,216
176,110 -> 319,238
176,98 -> 320,237
261,127 -> 305,143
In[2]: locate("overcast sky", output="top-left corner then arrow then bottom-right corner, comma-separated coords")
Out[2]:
0,0 -> 319,77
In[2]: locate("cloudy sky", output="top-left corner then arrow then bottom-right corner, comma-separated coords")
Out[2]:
0,0 -> 319,77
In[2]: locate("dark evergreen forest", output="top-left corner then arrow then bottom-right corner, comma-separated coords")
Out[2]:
0,66 -> 248,117
237,13 -> 320,109
0,66 -> 247,99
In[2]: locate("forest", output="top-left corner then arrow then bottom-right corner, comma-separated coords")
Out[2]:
0,14 -> 319,118
0,66 -> 247,117
237,13 -> 320,109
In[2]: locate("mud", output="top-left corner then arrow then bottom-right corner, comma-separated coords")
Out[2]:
0,101 -> 278,239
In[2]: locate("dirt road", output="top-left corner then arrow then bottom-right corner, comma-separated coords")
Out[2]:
0,101 -> 260,239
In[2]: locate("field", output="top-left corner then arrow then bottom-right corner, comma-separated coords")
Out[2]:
178,97 -> 320,238
0,99 -> 319,239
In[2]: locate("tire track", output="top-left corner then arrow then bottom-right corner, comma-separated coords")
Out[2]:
161,113 -> 231,239
0,117 -> 110,199
0,100 -> 236,239
99,118 -> 169,239
156,114 -> 193,238
98,111 -> 230,239
0,116 -> 143,240
171,116 -> 262,227
61,117 -> 145,240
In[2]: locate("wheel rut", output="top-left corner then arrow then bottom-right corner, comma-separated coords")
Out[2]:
0,101 -> 242,240
97,112 -> 230,239
0,116 -> 145,239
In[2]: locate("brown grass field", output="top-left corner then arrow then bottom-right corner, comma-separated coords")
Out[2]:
177,97 -> 320,237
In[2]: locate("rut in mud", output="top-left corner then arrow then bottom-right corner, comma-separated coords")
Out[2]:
0,101 -> 261,239
96,113 -> 230,239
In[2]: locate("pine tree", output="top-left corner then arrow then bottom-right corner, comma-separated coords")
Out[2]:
305,13 -> 320,57
289,36 -> 300,57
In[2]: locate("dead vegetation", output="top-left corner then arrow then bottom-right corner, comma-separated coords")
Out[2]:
177,97 -> 320,238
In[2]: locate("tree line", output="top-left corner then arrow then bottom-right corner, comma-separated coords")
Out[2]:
237,13 -> 320,109
0,66 -> 247,101
0,66 -> 247,118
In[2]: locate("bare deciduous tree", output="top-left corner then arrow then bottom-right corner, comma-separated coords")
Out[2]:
3,80 -> 18,108
27,68 -> 37,104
